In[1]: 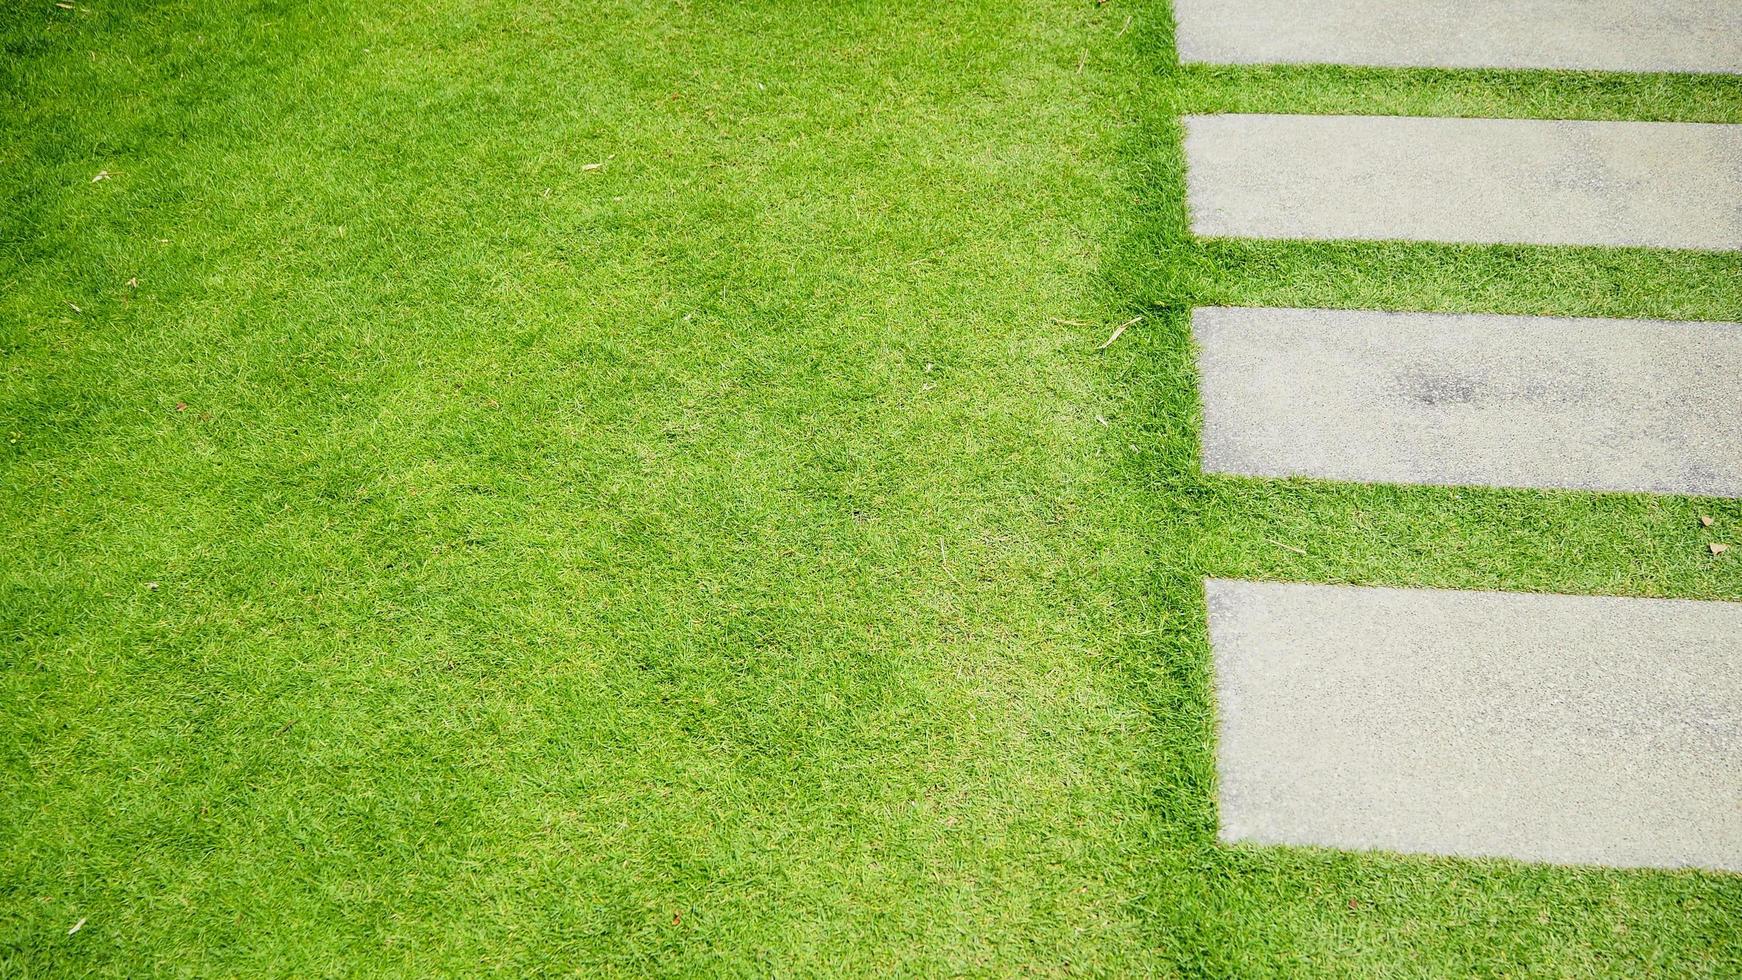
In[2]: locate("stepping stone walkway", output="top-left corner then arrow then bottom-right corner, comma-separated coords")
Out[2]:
1183,114 -> 1742,251
1194,306 -> 1742,498
1172,0 -> 1742,75
1208,580 -> 1742,872
1178,3 -> 1742,873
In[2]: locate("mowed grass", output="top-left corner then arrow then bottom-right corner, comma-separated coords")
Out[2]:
2,0 -> 1739,975
5,1 -> 1158,974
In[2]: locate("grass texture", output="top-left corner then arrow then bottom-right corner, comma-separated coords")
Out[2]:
3,0 -> 1739,974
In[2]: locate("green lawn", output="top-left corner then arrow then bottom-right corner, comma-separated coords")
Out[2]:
3,0 -> 1739,974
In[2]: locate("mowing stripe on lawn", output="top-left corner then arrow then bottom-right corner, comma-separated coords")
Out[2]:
1192,306 -> 1742,498
1182,114 -> 1742,251
1206,578 -> 1742,872
1172,0 -> 1742,75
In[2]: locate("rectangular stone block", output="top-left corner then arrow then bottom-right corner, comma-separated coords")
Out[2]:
1207,579 -> 1742,871
1193,306 -> 1742,498
1173,0 -> 1742,74
1183,114 -> 1742,251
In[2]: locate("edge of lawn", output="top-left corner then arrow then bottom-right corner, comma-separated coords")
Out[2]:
1088,5 -> 1742,974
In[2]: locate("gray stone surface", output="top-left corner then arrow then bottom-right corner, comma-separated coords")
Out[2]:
1173,0 -> 1742,74
1207,579 -> 1742,871
1183,114 -> 1742,251
1193,306 -> 1742,498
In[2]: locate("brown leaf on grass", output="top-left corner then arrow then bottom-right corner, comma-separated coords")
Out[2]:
175,402 -> 187,412
1095,315 -> 1141,350
1711,543 -> 1730,555
1700,515 -> 1714,527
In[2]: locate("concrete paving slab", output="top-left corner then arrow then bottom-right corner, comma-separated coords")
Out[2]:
1207,579 -> 1742,871
1193,306 -> 1742,497
1182,114 -> 1742,251
1173,0 -> 1742,74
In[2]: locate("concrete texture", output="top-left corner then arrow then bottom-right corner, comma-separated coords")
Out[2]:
1206,579 -> 1742,871
1173,0 -> 1742,74
1193,306 -> 1742,498
1182,114 -> 1742,251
